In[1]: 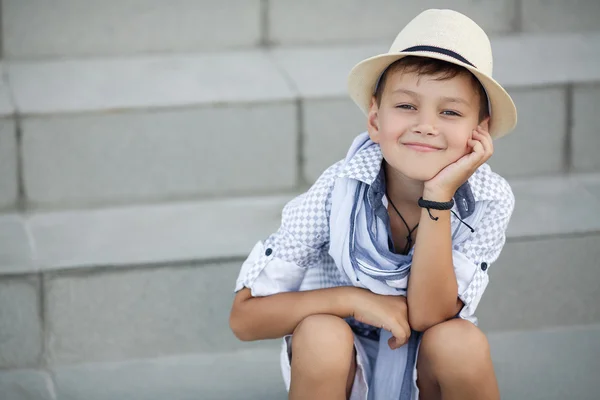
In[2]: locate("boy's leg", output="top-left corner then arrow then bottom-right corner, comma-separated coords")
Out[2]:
416,319 -> 500,400
289,314 -> 357,400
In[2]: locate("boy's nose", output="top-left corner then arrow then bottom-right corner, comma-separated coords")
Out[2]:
411,123 -> 438,136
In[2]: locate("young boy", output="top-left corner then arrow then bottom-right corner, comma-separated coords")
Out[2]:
230,9 -> 516,400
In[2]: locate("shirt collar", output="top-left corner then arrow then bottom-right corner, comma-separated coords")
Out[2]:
337,142 -> 383,185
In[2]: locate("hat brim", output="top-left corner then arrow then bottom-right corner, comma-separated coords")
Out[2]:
347,51 -> 517,139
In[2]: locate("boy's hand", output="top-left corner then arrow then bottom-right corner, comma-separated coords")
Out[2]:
350,289 -> 411,350
424,126 -> 493,200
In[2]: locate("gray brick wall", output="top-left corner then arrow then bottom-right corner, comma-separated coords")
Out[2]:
44,262 -> 270,365
2,0 -> 262,58
0,370 -> 56,400
521,0 -> 600,33
3,0 -> 600,59
269,0 -> 516,45
478,234 -> 600,332
21,104 -> 297,207
488,87 -> 568,177
0,277 -> 42,369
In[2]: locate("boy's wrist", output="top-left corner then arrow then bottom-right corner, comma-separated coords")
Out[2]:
422,186 -> 454,202
336,286 -> 365,318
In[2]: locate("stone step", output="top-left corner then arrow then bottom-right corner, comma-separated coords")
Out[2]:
1,30 -> 599,210
3,0 -> 599,59
2,324 -> 599,400
1,173 -> 598,274
1,173 -> 599,370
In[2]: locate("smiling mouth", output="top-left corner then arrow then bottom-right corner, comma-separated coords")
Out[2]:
403,143 -> 442,152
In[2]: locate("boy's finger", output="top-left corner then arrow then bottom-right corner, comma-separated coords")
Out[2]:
475,128 -> 494,155
388,326 -> 410,349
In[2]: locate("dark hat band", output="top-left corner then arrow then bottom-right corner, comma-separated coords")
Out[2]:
400,45 -> 476,68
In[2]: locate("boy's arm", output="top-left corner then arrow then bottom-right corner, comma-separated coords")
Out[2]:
230,286 -> 411,348
408,126 -> 502,331
408,183 -> 514,332
407,191 -> 463,332
230,287 -> 351,341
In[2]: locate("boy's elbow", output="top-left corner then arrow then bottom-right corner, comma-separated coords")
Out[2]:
408,314 -> 435,332
229,288 -> 258,341
229,309 -> 255,341
408,298 -> 463,332
409,310 -> 452,332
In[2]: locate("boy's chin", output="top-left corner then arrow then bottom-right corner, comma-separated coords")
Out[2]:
390,165 -> 439,182
404,170 -> 438,182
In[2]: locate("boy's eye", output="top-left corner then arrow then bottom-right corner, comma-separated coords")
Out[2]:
441,110 -> 461,117
396,104 -> 416,110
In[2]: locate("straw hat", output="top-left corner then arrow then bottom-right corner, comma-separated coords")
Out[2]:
347,9 -> 517,139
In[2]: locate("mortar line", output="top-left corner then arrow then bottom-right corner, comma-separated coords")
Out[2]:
513,0 -> 523,32
38,272 -> 48,368
564,84 -> 574,173
260,0 -> 270,47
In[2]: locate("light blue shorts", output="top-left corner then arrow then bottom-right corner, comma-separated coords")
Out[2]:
280,331 -> 420,400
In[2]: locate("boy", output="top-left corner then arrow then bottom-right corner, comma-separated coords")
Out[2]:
230,9 -> 516,400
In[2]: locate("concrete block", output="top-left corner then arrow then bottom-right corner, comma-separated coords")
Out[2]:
576,173 -> 600,201
22,103 -> 297,207
0,119 -> 18,209
0,214 -> 35,274
521,0 -> 600,33
303,98 -> 367,182
572,84 -> 600,172
269,0 -> 515,45
477,234 -> 600,332
273,43 -> 384,99
2,0 -> 262,58
53,347 -> 285,400
488,87 -> 567,177
0,369 -> 56,400
490,325 -> 600,400
7,52 -> 295,115
29,195 -> 290,270
493,32 -> 600,88
507,174 -> 600,238
45,261 -> 274,365
0,277 -> 42,368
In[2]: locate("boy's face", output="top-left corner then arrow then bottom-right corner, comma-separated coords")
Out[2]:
367,68 -> 489,182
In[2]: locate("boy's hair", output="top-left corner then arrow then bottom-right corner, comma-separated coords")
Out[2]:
374,56 -> 490,122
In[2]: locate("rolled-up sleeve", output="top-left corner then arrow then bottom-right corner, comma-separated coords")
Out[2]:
454,181 -> 515,322
235,161 -> 342,297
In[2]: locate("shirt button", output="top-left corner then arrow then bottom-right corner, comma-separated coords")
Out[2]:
265,248 -> 273,256
481,262 -> 488,271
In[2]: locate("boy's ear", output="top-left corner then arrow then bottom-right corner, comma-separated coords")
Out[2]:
367,96 -> 381,143
479,117 -> 490,133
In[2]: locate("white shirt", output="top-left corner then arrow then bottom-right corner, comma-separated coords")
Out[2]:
235,136 -> 515,326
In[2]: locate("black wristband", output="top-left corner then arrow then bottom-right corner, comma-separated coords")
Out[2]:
418,197 -> 454,210
418,197 -> 454,221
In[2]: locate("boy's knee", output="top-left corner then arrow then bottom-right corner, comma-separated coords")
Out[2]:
420,319 -> 491,381
292,315 -> 355,374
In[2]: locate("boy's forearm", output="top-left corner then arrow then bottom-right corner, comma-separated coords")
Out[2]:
408,199 -> 461,331
229,286 -> 356,341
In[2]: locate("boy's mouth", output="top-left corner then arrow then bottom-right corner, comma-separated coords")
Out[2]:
402,142 -> 443,152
